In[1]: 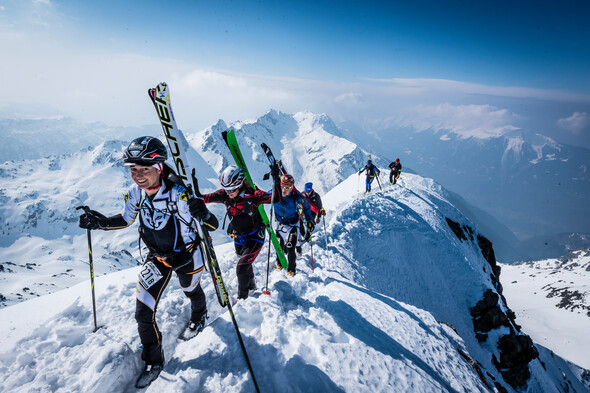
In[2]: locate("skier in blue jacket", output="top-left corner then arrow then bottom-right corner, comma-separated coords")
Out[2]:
358,160 -> 381,193
273,174 -> 314,276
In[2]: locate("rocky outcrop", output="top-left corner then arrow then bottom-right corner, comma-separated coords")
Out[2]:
446,217 -> 539,389
470,289 -> 511,341
493,334 -> 539,388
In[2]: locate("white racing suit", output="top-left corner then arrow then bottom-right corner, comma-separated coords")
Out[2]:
118,181 -> 208,365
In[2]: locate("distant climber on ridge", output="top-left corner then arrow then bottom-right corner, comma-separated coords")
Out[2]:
358,160 -> 381,193
388,158 -> 402,185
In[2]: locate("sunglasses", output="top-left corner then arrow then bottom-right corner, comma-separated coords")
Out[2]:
281,186 -> 293,190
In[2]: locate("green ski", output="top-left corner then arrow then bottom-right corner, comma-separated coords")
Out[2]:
222,130 -> 288,268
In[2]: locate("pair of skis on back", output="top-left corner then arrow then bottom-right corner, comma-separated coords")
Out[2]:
221,131 -> 289,270
147,82 -> 261,392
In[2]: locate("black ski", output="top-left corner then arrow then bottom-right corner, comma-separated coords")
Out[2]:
148,82 -> 260,393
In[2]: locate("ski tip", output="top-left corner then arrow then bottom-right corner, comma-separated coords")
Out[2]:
221,130 -> 229,143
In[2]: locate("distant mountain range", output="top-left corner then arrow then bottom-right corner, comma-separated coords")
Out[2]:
336,122 -> 590,261
1,110 -> 589,264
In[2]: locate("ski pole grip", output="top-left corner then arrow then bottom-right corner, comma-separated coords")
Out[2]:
76,205 -> 91,214
190,169 -> 204,198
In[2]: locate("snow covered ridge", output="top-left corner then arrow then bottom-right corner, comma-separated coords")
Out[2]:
0,172 -> 586,392
324,174 -> 586,391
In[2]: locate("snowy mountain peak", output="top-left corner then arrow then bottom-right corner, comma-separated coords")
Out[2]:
190,110 -> 371,194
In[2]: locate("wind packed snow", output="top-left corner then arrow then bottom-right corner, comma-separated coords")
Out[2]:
0,171 -> 586,392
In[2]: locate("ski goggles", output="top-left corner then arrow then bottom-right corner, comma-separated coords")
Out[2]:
223,185 -> 242,194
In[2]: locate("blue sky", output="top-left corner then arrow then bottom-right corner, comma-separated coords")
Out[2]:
56,0 -> 590,88
2,0 -> 590,147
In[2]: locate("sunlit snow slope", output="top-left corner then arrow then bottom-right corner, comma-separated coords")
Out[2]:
0,172 -> 585,393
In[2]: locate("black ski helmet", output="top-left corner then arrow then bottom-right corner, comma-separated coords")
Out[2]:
123,136 -> 167,166
367,159 -> 372,165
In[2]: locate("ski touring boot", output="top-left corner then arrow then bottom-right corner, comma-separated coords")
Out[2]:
135,363 -> 163,388
179,312 -> 208,341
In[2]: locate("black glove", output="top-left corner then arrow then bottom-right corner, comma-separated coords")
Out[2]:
270,164 -> 280,180
79,209 -> 109,230
188,198 -> 210,220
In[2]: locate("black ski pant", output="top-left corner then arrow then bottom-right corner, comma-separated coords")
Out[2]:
135,254 -> 207,365
234,229 -> 265,299
389,169 -> 400,184
276,226 -> 298,272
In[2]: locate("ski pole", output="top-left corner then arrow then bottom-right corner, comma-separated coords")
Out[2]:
263,185 -> 275,295
375,173 -> 383,190
76,206 -> 99,333
309,233 -> 314,273
322,215 -> 328,249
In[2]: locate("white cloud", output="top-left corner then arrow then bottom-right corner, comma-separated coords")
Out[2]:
557,112 -> 589,135
366,77 -> 590,103
334,92 -> 365,105
386,103 -> 520,139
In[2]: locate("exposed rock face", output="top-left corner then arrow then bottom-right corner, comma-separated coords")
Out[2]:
446,217 -> 539,389
470,289 -> 510,341
494,334 -> 539,388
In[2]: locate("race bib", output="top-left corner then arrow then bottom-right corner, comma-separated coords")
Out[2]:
138,261 -> 163,290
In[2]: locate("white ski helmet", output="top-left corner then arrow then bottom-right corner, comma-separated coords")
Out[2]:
219,165 -> 245,193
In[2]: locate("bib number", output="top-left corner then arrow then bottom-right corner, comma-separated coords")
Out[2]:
139,261 -> 163,290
